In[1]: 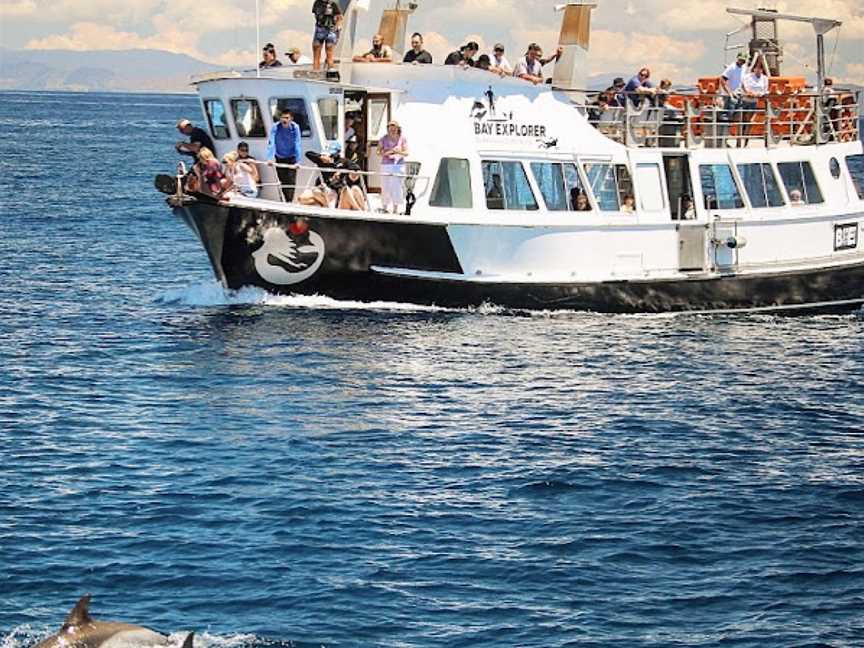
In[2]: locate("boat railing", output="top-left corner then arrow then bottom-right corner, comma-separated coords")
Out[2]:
586,89 -> 860,149
222,160 -> 431,214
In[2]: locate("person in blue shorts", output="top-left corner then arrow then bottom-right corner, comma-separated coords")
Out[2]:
312,0 -> 342,71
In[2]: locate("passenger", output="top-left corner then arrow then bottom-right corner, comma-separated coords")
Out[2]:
621,194 -> 636,213
444,42 -> 479,67
514,43 -> 562,85
610,77 -> 627,107
337,168 -> 367,211
175,119 -> 215,162
654,79 -> 673,107
680,194 -> 696,220
476,54 -> 492,72
587,92 -> 609,126
720,52 -> 748,109
353,34 -> 393,63
236,141 -> 260,188
196,147 -> 225,197
740,59 -> 768,145
221,151 -> 259,198
822,77 -> 840,140
574,192 -> 592,212
403,33 -> 433,64
623,67 -> 656,106
379,119 -> 408,214
490,43 -> 513,76
344,113 -> 357,146
266,109 -> 303,202
285,47 -> 312,65
789,189 -> 805,205
259,43 -> 283,69
311,0 -> 342,71
298,144 -> 341,207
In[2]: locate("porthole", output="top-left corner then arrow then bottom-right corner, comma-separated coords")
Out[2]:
830,158 -> 841,179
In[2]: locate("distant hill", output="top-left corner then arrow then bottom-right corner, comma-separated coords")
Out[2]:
0,48 -> 222,93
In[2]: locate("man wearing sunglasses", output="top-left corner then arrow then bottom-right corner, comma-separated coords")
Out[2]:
623,66 -> 656,107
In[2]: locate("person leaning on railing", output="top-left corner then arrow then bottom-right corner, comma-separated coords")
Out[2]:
739,59 -> 769,146
266,110 -> 302,202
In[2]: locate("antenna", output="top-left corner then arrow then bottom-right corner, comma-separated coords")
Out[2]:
255,0 -> 260,77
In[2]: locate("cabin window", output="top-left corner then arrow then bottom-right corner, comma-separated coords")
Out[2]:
203,99 -> 230,140
635,163 -> 666,212
530,162 -> 591,211
777,161 -> 823,205
430,158 -> 473,208
269,98 -> 312,137
737,163 -> 785,208
563,163 -> 591,211
318,98 -> 339,141
482,160 -> 538,211
583,163 -> 633,211
847,155 -> 864,199
230,98 -> 266,138
699,164 -> 743,209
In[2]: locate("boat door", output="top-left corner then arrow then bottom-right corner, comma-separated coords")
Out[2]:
365,93 -> 391,193
663,153 -> 706,272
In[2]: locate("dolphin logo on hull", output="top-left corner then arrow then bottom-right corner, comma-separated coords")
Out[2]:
33,596 -> 193,648
251,227 -> 325,286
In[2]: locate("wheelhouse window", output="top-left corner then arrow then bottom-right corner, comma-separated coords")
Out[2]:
203,99 -> 230,140
230,98 -> 266,138
317,98 -> 339,141
269,98 -> 312,137
583,162 -> 633,211
737,163 -> 785,208
847,154 -> 864,200
430,158 -> 472,208
699,164 -> 744,209
482,160 -> 538,211
777,161 -> 823,205
530,162 -> 591,211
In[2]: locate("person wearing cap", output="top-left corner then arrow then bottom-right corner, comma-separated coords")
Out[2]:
490,43 -> 512,76
444,42 -> 478,67
236,141 -> 260,188
259,43 -> 283,69
720,52 -> 749,134
298,141 -> 346,207
403,33 -> 432,65
175,119 -> 215,161
378,120 -> 408,214
266,109 -> 303,202
514,43 -> 548,85
285,47 -> 312,66
610,77 -> 626,107
312,0 -> 342,71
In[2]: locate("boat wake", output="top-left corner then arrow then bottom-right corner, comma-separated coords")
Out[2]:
1,628 -> 277,648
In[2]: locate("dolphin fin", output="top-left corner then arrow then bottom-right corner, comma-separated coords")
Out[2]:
63,595 -> 93,628
180,632 -> 194,648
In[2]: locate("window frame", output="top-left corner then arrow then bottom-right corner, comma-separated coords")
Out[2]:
202,98 -> 231,140
429,158 -> 473,209
582,161 -> 633,212
229,97 -> 267,139
268,97 -> 313,138
481,159 -> 539,211
634,162 -> 666,212
846,154 -> 864,200
699,163 -> 745,210
736,162 -> 785,209
776,160 -> 824,206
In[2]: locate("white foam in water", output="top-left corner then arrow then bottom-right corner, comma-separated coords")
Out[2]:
157,281 -> 463,314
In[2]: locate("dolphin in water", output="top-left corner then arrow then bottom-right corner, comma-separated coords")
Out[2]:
34,595 -> 193,648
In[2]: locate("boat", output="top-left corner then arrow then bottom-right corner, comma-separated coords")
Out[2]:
156,1 -> 864,314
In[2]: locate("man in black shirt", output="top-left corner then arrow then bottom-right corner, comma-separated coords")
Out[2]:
175,119 -> 215,160
403,33 -> 432,64
444,41 -> 478,67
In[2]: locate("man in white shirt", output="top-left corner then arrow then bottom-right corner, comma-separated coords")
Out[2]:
739,59 -> 769,145
513,43 -> 561,85
490,43 -> 512,76
285,47 -> 312,65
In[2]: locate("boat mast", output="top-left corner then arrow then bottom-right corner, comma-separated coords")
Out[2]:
726,7 -> 842,90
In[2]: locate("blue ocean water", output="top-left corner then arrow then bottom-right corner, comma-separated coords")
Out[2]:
1,91 -> 864,648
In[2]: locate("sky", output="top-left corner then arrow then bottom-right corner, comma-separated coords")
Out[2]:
1,0 -> 862,84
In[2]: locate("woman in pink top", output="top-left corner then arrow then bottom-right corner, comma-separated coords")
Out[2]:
378,120 -> 408,213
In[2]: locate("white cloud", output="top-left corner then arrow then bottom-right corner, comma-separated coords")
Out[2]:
843,62 -> 864,85
25,21 -> 201,57
0,0 -> 36,17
